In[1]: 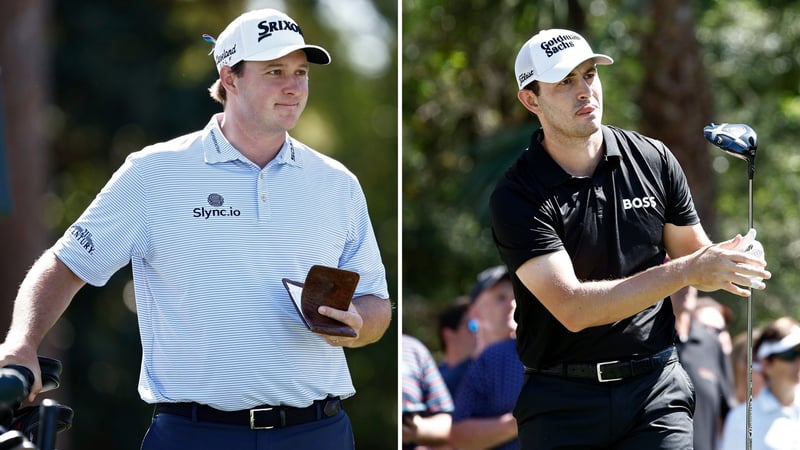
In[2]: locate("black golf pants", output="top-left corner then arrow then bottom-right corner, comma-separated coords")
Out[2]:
515,360 -> 695,449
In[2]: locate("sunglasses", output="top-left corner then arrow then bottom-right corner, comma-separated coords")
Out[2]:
771,349 -> 800,362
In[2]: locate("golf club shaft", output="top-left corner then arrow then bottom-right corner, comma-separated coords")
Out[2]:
745,175 -> 753,450
703,122 -> 757,450
746,293 -> 752,450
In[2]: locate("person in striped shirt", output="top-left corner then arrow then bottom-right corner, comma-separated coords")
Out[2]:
402,334 -> 454,449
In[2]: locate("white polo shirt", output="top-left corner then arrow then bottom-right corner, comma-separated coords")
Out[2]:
720,387 -> 800,450
52,114 -> 390,410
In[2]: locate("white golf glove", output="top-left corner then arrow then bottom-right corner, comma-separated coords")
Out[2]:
734,228 -> 764,257
733,228 -> 765,288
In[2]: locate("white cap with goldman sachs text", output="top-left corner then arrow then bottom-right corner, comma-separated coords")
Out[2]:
209,9 -> 331,73
515,29 -> 613,89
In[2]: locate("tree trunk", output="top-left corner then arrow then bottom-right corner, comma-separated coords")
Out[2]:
0,2 -> 71,448
0,0 -> 50,332
639,0 -> 718,236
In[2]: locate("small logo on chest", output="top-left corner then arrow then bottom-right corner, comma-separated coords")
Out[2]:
622,196 -> 657,210
192,193 -> 242,219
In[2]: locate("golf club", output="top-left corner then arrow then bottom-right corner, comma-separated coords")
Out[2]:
703,122 -> 758,450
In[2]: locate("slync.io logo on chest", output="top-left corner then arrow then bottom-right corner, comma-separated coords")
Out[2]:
192,193 -> 242,219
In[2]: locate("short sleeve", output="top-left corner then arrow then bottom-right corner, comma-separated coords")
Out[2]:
52,155 -> 149,286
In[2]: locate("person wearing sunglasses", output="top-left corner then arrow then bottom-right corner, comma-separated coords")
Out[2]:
720,317 -> 800,450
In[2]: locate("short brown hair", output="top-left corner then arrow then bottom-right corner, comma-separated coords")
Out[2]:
522,80 -> 540,95
756,317 -> 799,356
208,61 -> 245,106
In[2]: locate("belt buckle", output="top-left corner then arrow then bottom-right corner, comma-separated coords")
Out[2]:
596,360 -> 622,382
250,407 -> 274,430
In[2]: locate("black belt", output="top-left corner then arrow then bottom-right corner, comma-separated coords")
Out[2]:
524,346 -> 677,383
154,397 -> 342,430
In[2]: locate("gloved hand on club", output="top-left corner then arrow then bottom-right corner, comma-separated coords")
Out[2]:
733,228 -> 766,289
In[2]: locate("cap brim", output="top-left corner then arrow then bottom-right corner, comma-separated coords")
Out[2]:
536,53 -> 614,83
245,44 -> 331,65
469,267 -> 510,303
784,333 -> 800,351
757,327 -> 800,359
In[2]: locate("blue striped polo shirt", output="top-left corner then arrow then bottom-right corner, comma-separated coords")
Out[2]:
52,114 -> 390,411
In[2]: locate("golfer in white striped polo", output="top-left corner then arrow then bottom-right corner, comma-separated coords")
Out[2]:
0,8 -> 392,450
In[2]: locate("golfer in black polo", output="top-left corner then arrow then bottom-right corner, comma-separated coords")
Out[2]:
490,29 -> 771,449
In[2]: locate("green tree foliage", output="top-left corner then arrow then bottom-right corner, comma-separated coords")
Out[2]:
403,0 -> 800,349
698,0 -> 800,333
44,0 -> 397,448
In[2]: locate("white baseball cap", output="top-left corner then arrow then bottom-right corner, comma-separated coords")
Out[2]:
207,9 -> 331,73
756,325 -> 800,360
515,29 -> 613,89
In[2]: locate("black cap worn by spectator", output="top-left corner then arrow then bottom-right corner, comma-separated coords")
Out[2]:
469,266 -> 510,303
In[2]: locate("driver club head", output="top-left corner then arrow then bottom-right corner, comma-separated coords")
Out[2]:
704,123 -> 758,163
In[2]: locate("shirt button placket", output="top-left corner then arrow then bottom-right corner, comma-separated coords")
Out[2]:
258,170 -> 269,221
594,184 -> 604,219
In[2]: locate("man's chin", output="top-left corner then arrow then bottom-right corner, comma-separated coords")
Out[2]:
582,120 -> 602,134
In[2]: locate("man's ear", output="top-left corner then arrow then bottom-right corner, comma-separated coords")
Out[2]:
220,66 -> 237,95
441,327 -> 455,342
517,89 -> 539,114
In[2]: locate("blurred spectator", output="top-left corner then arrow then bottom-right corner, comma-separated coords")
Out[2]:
402,334 -> 454,450
730,330 -> 765,405
467,265 -> 516,356
451,266 -> 519,450
695,295 -> 735,355
720,317 -> 800,450
437,297 -> 478,395
672,286 -> 735,450
449,337 -> 523,450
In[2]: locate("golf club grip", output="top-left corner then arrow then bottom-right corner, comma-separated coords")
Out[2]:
0,365 -> 33,409
37,399 -> 59,450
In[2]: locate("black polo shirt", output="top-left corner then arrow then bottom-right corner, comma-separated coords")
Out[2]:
490,125 -> 699,369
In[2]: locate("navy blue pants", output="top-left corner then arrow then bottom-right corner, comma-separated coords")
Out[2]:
515,359 -> 695,449
140,409 -> 354,450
